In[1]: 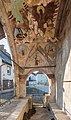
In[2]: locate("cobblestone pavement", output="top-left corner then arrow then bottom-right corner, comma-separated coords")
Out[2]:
29,106 -> 50,120
0,98 -> 21,120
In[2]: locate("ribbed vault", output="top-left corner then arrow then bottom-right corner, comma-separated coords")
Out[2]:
0,0 -> 61,97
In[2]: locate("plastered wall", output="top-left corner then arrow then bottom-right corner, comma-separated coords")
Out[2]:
55,10 -> 71,118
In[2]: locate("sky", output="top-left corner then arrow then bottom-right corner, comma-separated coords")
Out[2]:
0,37 -> 11,54
33,71 -> 39,74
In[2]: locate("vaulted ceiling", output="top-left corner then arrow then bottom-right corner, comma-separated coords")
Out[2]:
0,0 -> 61,74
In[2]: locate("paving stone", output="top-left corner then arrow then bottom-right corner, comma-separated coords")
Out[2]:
0,99 -> 21,120
29,107 -> 50,120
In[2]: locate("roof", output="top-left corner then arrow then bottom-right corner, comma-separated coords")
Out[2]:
0,50 -> 12,65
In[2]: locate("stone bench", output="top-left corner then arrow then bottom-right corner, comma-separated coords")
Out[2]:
49,103 -> 70,120
7,97 -> 32,120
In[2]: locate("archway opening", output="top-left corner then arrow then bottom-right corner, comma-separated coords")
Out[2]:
0,22 -> 15,103
26,71 -> 50,105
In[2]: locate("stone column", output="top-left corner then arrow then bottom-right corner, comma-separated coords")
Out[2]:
19,75 -> 27,97
49,78 -> 56,103
15,68 -> 20,98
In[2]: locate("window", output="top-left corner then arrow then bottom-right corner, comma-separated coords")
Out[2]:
3,80 -> 13,90
7,66 -> 11,75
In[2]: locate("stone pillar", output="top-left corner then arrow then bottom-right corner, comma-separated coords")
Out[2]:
49,78 -> 56,103
15,68 -> 20,98
19,75 -> 27,97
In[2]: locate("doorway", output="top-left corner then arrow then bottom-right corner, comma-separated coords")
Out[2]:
26,71 -> 49,104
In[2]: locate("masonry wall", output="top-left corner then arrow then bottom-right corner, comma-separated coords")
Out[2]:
55,10 -> 71,117
55,41 -> 63,109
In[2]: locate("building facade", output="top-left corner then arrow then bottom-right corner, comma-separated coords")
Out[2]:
0,45 -> 15,99
36,72 -> 48,85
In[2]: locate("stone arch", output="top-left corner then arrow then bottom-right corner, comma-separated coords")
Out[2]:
26,69 -> 55,101
26,68 -> 51,94
26,69 -> 51,104
20,68 -> 56,102
26,68 -> 51,79
0,1 -> 20,98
